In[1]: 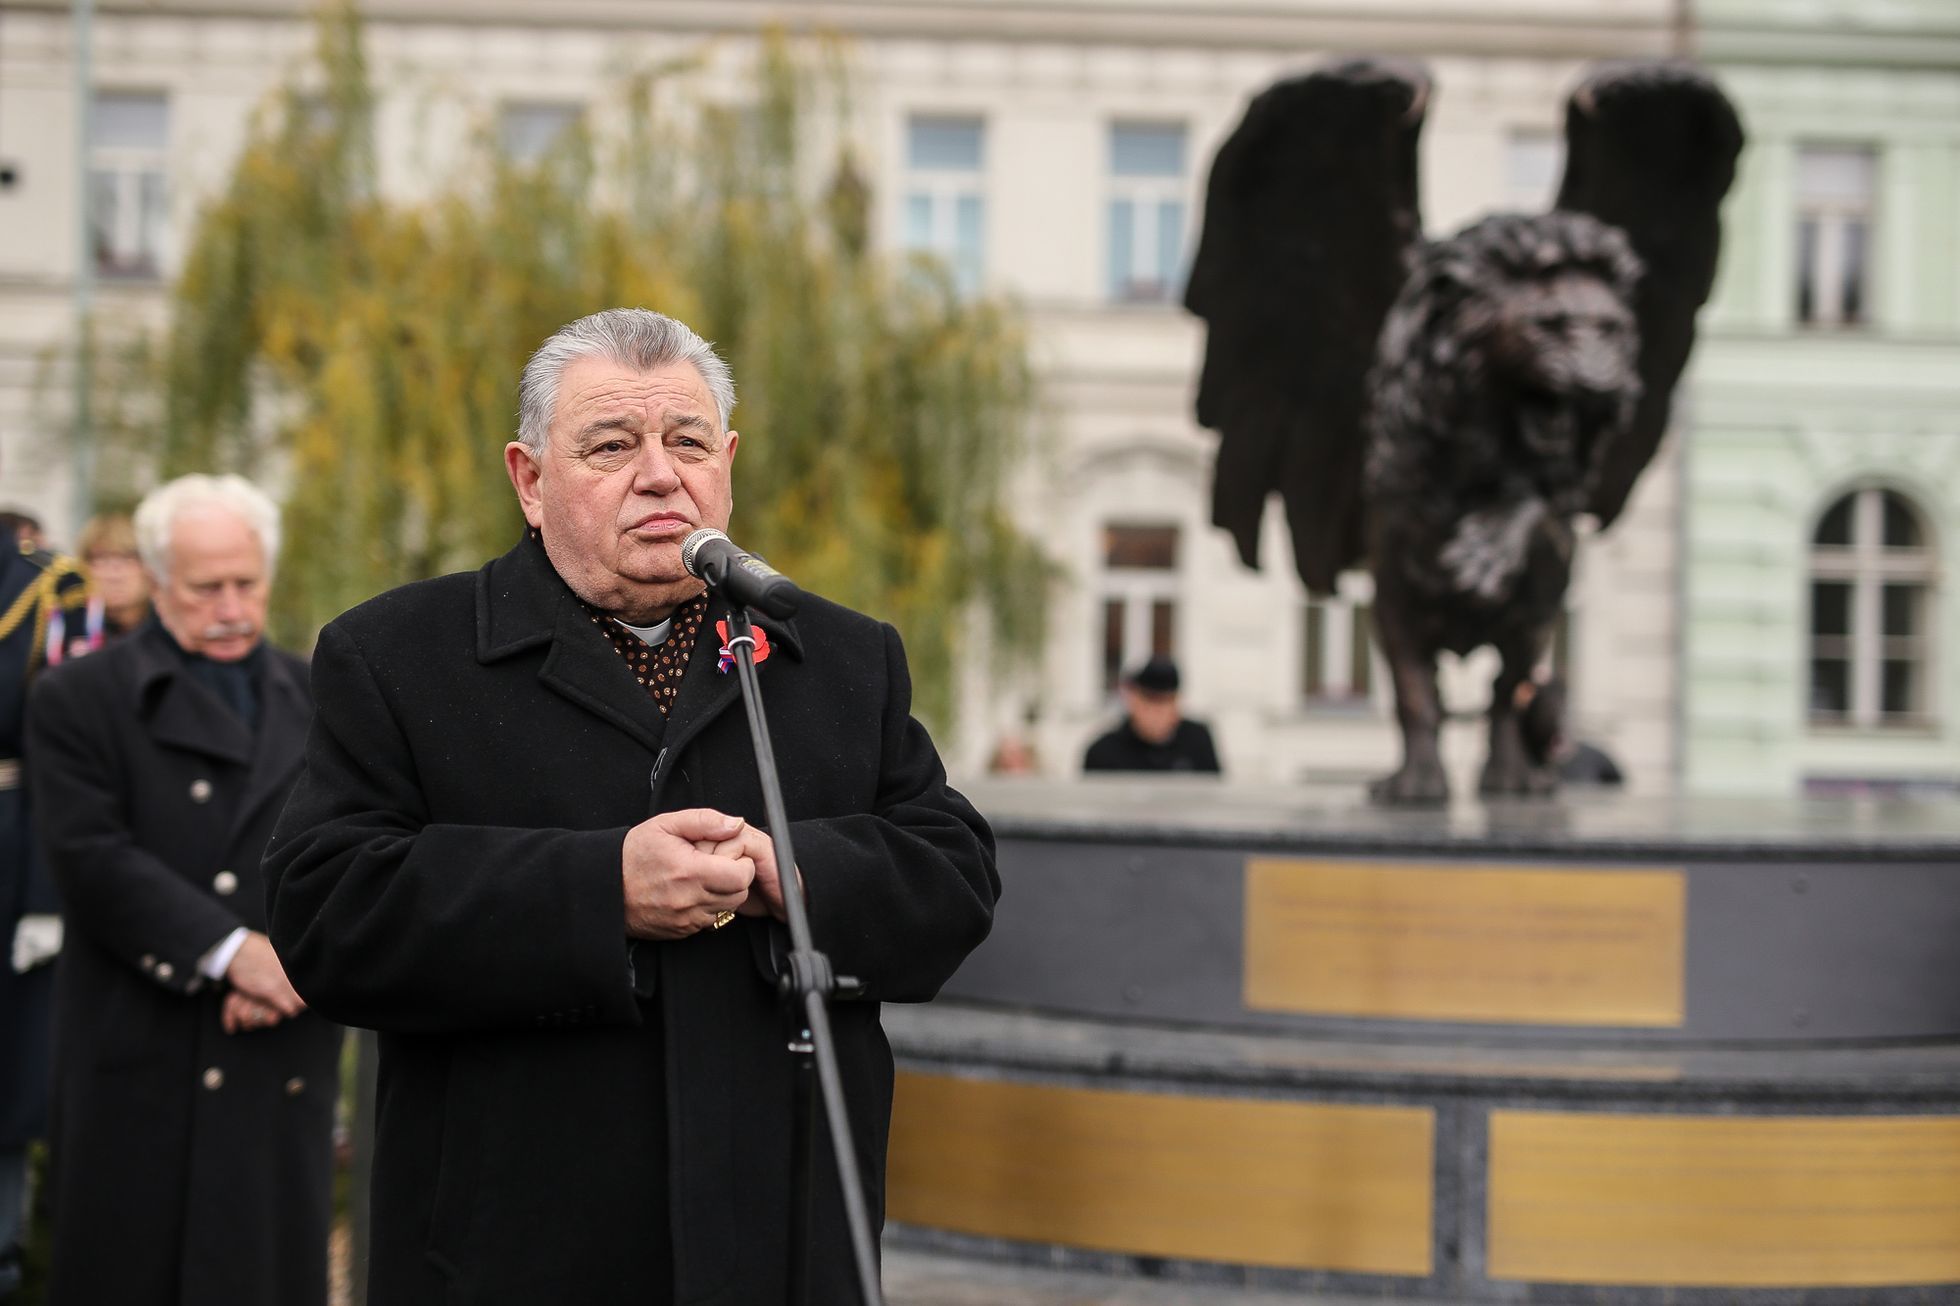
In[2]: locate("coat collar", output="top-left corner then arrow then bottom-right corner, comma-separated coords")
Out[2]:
126,619 -> 310,839
475,533 -> 804,755
128,620 -> 255,765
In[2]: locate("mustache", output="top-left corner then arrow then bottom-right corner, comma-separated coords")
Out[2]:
199,621 -> 257,641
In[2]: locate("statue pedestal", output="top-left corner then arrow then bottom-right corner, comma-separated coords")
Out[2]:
884,778 -> 1960,1302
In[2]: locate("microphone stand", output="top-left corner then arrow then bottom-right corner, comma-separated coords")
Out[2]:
719,603 -> 885,1306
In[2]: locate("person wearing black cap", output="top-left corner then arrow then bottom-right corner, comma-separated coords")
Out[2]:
1083,655 -> 1222,774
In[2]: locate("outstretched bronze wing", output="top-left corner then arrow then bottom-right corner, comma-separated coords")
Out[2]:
1555,62 -> 1744,527
1185,58 -> 1429,594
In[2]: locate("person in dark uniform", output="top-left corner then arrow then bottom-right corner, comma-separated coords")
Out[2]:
25,474 -> 340,1306
1083,655 -> 1222,774
0,514 -> 42,553
0,523 -> 88,1300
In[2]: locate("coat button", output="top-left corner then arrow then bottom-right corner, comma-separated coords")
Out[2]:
213,870 -> 239,895
155,961 -> 175,982
285,1077 -> 306,1097
202,1067 -> 224,1091
190,778 -> 213,803
140,954 -> 157,972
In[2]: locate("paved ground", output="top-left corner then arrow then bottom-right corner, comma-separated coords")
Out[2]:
323,1229 -> 1458,1304
884,1248 -> 1461,1305
320,1232 -> 1449,1306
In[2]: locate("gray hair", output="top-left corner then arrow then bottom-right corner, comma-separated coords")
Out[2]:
133,473 -> 282,582
516,308 -> 737,453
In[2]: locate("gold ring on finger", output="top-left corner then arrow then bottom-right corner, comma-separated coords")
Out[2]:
710,910 -> 737,930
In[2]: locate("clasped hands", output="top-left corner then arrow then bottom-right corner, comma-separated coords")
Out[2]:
221,930 -> 306,1035
623,808 -> 789,940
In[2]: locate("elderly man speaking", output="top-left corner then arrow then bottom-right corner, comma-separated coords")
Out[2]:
265,308 -> 999,1305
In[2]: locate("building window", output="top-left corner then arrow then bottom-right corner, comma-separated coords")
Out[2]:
499,101 -> 582,165
1503,128 -> 1564,212
1303,591 -> 1375,705
90,91 -> 169,278
1795,146 -> 1875,328
903,115 -> 984,296
1809,486 -> 1937,729
1100,523 -> 1178,692
1107,123 -> 1187,302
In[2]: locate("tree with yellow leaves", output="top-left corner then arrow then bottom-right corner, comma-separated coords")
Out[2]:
142,6 -> 1047,734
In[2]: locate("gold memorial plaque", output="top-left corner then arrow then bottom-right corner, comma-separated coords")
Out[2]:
1489,1111 -> 1960,1287
886,1071 -> 1434,1276
1244,858 -> 1685,1027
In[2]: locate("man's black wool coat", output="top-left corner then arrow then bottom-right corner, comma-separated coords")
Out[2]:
26,621 -> 341,1306
264,534 -> 998,1306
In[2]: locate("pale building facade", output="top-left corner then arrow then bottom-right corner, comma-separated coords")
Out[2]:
1686,0 -> 1960,795
4,0 -> 1686,789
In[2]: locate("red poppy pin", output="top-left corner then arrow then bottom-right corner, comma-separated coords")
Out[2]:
715,619 -> 771,674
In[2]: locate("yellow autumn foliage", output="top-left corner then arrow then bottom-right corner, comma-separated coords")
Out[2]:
138,5 -> 1047,733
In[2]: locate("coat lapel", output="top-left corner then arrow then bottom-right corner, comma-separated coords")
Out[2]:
657,599 -> 744,764
477,535 -> 667,755
224,649 -> 311,851
538,598 -> 669,755
658,598 -> 805,767
131,625 -> 255,766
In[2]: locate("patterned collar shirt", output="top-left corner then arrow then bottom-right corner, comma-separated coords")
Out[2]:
578,592 -> 711,718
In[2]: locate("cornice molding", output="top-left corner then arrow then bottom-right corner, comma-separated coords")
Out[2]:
3,0 -> 1680,59
1692,0 -> 1960,69
1697,27 -> 1960,72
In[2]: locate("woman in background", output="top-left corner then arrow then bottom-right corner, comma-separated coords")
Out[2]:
48,514 -> 152,663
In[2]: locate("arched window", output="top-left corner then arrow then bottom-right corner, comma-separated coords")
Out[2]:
1809,487 -> 1939,728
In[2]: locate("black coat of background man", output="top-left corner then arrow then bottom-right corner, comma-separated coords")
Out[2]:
1083,655 -> 1223,774
26,474 -> 339,1306
263,308 -> 998,1306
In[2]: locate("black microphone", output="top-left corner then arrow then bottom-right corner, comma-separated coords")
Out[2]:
681,528 -> 801,620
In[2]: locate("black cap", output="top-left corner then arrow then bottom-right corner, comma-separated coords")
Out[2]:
1126,655 -> 1180,695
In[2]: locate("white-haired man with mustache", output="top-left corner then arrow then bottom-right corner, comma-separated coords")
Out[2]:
25,474 -> 340,1306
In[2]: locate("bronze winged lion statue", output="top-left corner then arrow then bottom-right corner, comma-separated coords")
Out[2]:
1185,59 -> 1744,804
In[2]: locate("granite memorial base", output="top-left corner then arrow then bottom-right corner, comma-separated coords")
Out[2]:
881,778 -> 1960,1303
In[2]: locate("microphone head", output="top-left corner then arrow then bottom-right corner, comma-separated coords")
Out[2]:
680,527 -> 730,579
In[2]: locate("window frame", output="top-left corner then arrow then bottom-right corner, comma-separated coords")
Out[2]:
498,100 -> 584,166
1501,127 -> 1565,213
902,114 -> 986,297
1794,143 -> 1878,330
1807,485 -> 1939,731
1301,571 -> 1380,709
1099,521 -> 1180,694
1106,121 -> 1189,304
88,90 -> 172,280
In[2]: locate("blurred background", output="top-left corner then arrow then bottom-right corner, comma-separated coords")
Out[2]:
0,0 -> 1955,799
